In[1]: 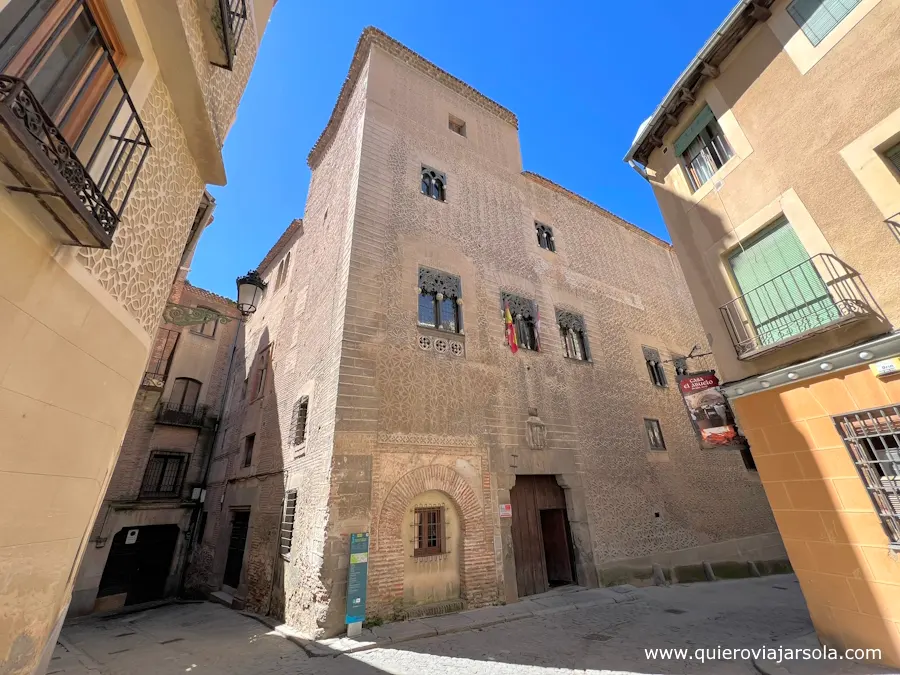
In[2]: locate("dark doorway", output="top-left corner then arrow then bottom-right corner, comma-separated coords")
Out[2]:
510,475 -> 575,597
540,509 -> 574,587
97,524 -> 180,606
223,510 -> 250,589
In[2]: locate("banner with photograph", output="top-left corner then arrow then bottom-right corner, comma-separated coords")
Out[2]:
678,371 -> 744,449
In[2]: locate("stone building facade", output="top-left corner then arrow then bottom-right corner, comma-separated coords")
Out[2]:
189,27 -> 782,638
70,243 -> 240,616
0,1 -> 273,672
625,0 -> 900,665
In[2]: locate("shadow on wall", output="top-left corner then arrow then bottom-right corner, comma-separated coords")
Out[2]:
654,187 -> 899,666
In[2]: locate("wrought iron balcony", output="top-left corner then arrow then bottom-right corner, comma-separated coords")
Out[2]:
157,401 -> 211,428
720,254 -> 874,358
0,0 -> 151,248
208,0 -> 248,70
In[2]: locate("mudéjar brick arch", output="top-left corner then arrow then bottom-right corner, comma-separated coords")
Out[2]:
367,464 -> 495,616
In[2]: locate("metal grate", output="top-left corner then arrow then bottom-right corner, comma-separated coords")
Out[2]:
834,407 -> 900,544
140,452 -> 188,499
289,397 -> 309,446
280,490 -> 297,557
211,0 -> 248,70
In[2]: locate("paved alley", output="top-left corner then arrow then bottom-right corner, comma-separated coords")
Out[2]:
49,576 -> 893,675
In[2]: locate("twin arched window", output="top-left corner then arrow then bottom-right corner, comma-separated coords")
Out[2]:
536,222 -> 555,252
421,167 -> 446,202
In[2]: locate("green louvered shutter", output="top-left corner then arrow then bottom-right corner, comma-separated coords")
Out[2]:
887,142 -> 900,174
729,219 -> 838,347
787,0 -> 862,46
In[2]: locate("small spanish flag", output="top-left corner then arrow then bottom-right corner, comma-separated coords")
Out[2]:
504,301 -> 518,354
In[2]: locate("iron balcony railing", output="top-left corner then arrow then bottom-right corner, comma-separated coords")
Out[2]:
158,401 -> 211,427
142,328 -> 180,389
0,0 -> 151,248
720,253 -> 874,358
211,0 -> 248,70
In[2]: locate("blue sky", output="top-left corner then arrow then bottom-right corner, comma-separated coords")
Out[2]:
191,0 -> 737,298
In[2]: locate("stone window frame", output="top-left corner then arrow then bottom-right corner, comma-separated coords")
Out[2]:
642,346 -> 668,387
556,308 -> 591,362
644,418 -> 667,451
421,165 -> 447,202
413,505 -> 445,557
536,222 -> 556,252
502,291 -> 540,352
417,266 -> 463,334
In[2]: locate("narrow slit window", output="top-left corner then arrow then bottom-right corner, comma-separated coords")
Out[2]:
242,433 -> 255,467
290,396 -> 309,445
280,490 -> 297,557
645,419 -> 666,451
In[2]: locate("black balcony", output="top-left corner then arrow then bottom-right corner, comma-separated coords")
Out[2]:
158,401 -> 210,428
720,253 -> 874,358
210,0 -> 248,70
0,0 -> 151,248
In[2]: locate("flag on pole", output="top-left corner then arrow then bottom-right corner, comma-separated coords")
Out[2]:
504,301 -> 518,354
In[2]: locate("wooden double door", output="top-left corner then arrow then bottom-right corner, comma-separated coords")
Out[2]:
510,475 -> 575,597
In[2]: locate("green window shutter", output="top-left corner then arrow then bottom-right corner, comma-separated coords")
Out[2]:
728,219 -> 838,346
787,0 -> 862,46
887,142 -> 900,174
674,105 -> 716,157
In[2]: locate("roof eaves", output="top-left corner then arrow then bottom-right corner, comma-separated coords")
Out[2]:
258,218 -> 304,272
624,0 -> 773,166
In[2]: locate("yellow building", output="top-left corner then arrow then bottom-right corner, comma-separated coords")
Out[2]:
626,0 -> 900,665
0,1 -> 274,672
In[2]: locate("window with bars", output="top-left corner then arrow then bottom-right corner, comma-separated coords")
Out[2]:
140,452 -> 188,498
280,490 -> 297,557
787,0 -> 862,46
417,267 -> 462,333
674,105 -> 734,191
556,309 -> 589,361
643,346 -> 667,387
536,222 -> 556,252
242,434 -> 255,467
502,292 -> 540,351
834,407 -> 900,545
414,506 -> 444,557
645,419 -> 666,451
885,142 -> 900,176
290,396 -> 309,446
190,307 -> 218,337
421,166 -> 446,202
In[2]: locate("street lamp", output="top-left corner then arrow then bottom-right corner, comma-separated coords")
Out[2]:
236,270 -> 267,317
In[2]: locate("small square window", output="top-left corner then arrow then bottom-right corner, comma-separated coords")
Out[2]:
242,434 -> 255,467
645,419 -> 666,451
449,115 -> 466,137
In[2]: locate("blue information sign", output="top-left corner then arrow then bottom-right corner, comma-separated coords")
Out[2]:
345,533 -> 369,624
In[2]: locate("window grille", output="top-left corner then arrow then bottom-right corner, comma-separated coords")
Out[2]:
645,419 -> 666,451
280,490 -> 297,557
414,506 -> 443,556
140,452 -> 188,498
834,407 -> 900,544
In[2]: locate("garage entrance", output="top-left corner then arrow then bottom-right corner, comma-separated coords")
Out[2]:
510,475 -> 575,597
97,524 -> 180,606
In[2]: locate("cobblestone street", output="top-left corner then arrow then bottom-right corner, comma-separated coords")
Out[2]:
50,576 -> 888,675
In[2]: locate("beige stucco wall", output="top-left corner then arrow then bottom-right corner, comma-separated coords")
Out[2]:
0,1 -> 264,671
645,0 -> 900,384
401,491 -> 462,606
